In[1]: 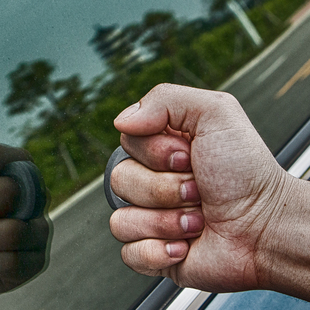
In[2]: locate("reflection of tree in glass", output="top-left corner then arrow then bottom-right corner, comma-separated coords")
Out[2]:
5,61 -> 55,115
90,24 -> 143,73
90,12 -> 210,89
2,1 -> 299,207
5,60 -> 92,122
4,60 -> 110,186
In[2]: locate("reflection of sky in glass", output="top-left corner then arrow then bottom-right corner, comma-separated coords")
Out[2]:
0,0 -> 204,146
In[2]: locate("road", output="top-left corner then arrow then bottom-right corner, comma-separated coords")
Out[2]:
0,13 -> 310,310
0,183 -> 158,309
222,14 -> 310,154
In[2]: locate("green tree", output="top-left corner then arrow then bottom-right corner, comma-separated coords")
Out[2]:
5,60 -> 55,115
89,24 -> 143,74
4,60 -> 90,122
3,60 -> 109,183
90,12 -> 211,89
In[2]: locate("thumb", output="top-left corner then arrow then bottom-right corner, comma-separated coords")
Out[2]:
114,83 -> 227,137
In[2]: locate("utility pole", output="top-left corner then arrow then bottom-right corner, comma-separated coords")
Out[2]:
227,0 -> 264,47
59,143 -> 79,181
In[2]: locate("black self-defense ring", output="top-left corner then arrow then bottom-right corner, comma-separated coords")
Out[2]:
104,146 -> 132,210
0,161 -> 47,221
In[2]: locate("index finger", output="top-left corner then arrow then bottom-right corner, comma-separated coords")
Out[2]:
111,158 -> 200,209
121,133 -> 192,172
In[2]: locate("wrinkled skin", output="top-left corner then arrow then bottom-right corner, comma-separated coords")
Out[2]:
110,84 -> 310,301
0,144 -> 50,293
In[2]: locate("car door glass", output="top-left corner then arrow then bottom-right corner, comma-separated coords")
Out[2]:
0,1 -> 202,309
0,1 -> 309,309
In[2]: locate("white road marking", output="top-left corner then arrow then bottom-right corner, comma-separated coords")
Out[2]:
255,55 -> 287,84
49,174 -> 105,221
219,13 -> 310,90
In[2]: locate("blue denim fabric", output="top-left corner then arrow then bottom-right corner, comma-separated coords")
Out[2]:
206,291 -> 310,310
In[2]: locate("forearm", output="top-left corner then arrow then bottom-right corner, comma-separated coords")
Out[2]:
256,174 -> 310,301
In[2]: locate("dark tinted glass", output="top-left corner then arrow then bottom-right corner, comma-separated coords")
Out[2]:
0,1 -> 309,309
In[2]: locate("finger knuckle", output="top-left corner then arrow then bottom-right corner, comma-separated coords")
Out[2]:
212,90 -> 235,102
110,167 -> 120,194
148,83 -> 178,100
151,175 -> 179,207
121,240 -> 156,271
154,211 -> 180,237
140,240 -> 160,267
153,83 -> 173,93
109,210 -> 125,241
121,242 -> 147,272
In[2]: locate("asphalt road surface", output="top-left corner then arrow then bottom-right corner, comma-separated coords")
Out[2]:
0,184 -> 158,310
222,15 -> 310,154
0,13 -> 309,310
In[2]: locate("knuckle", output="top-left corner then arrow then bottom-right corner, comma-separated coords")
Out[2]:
109,212 -> 117,235
121,242 -> 140,269
110,208 -> 136,242
153,83 -> 172,92
149,83 -> 175,99
110,163 -> 126,198
153,211 -> 181,237
110,159 -> 134,200
110,167 -> 119,193
154,212 -> 170,235
151,175 -> 179,207
139,240 -> 161,268
121,240 -> 157,271
217,91 -> 241,111
109,209 -> 125,240
120,244 -> 129,266
214,90 -> 236,102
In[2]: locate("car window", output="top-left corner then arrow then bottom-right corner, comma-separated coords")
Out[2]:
0,2 -> 203,309
0,0 -> 309,309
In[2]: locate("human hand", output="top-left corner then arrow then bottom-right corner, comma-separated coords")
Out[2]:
0,144 -> 50,292
109,84 -> 309,300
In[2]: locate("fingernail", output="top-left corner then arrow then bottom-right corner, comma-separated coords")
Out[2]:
166,241 -> 187,258
180,180 -> 201,202
180,212 -> 204,233
170,151 -> 190,171
115,102 -> 140,121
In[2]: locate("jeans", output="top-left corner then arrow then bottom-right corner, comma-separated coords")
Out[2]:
206,291 -> 310,310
